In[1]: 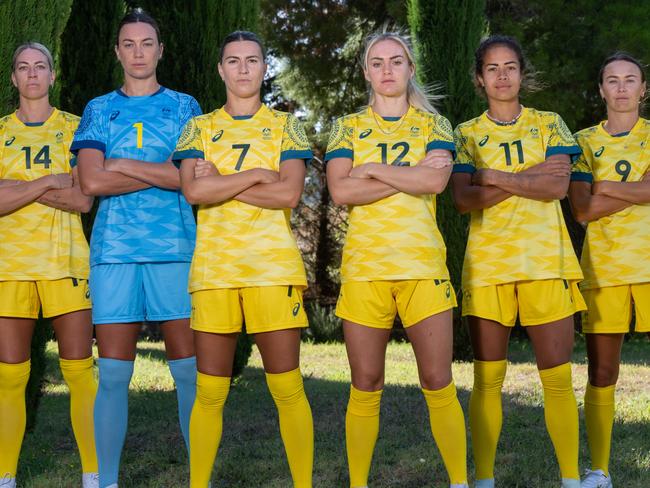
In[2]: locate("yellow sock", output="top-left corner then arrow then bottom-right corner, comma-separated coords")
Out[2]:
266,368 -> 313,488
189,372 -> 230,488
539,363 -> 579,480
422,382 -> 468,485
60,357 -> 98,473
469,359 -> 507,481
585,383 -> 615,476
346,386 -> 382,488
0,360 -> 30,477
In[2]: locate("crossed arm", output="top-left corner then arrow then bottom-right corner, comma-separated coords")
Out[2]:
0,166 -> 93,215
77,148 -> 181,197
568,173 -> 650,223
179,158 -> 306,209
451,154 -> 572,214
326,149 -> 453,206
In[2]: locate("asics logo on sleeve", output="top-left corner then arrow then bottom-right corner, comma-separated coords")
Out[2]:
595,146 -> 605,157
478,135 -> 489,146
5,136 -> 15,146
359,129 -> 372,139
109,111 -> 120,121
212,130 -> 224,142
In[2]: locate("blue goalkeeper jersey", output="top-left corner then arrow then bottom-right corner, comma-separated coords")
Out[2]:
71,87 -> 201,265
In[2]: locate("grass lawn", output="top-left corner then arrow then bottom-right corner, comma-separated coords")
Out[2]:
17,336 -> 650,487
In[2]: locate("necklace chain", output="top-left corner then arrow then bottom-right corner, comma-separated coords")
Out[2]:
370,106 -> 408,135
485,105 -> 523,126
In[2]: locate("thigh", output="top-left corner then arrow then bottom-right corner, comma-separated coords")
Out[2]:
90,264 -> 144,324
526,316 -> 575,370
95,323 -> 141,360
343,320 -> 391,391
405,308 -> 453,390
468,316 -> 511,361
143,262 -> 192,322
585,333 -> 625,387
38,278 -> 91,319
335,281 -> 397,329
52,309 -> 93,360
160,318 -> 195,360
194,330 -> 239,377
254,328 -> 302,374
0,280 -> 39,319
0,318 -> 36,363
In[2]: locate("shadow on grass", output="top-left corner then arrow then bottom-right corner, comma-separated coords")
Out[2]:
19,346 -> 650,488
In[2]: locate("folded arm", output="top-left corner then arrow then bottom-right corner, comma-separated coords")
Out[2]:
568,180 -> 631,224
591,174 -> 650,205
37,166 -> 93,212
104,157 -> 181,190
450,172 -> 512,214
234,159 -> 306,209
0,173 -> 72,215
77,148 -> 151,196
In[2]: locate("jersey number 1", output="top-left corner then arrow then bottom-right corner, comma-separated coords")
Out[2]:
133,122 -> 143,149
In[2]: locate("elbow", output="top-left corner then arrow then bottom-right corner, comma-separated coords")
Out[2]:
286,190 -> 302,209
80,180 -> 101,197
78,199 -> 94,213
182,188 -> 201,205
328,188 -> 348,206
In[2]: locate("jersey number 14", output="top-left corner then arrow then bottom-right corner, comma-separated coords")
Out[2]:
22,145 -> 52,170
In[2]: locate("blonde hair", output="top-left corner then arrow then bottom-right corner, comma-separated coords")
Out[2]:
12,42 -> 54,72
362,31 -> 441,114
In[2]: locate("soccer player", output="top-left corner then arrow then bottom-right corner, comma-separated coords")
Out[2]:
450,35 -> 584,488
568,53 -> 648,488
174,31 -> 314,488
325,31 -> 468,488
0,43 -> 97,488
72,10 -> 200,488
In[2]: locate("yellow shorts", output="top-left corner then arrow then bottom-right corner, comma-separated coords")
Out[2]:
335,279 -> 457,329
191,285 -> 308,334
0,278 -> 91,319
582,283 -> 650,334
462,279 -> 586,327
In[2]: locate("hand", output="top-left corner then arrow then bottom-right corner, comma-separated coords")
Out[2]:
349,163 -> 376,179
194,159 -> 219,178
472,168 -> 495,186
417,153 -> 453,169
103,158 -> 122,172
252,168 -> 280,184
47,173 -> 73,189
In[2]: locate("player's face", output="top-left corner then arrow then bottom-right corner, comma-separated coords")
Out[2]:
364,39 -> 414,98
599,60 -> 646,115
115,22 -> 163,81
218,40 -> 266,99
478,45 -> 522,103
11,48 -> 54,101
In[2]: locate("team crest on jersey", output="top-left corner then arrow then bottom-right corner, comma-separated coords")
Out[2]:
56,131 -> 64,143
161,106 -> 173,119
262,127 -> 272,140
212,130 -> 224,142
410,126 -> 420,136
5,136 -> 15,146
109,110 -> 120,121
359,128 -> 372,139
530,127 -> 539,138
478,135 -> 489,146
595,146 -> 604,157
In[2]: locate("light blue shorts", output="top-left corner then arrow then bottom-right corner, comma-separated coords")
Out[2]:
90,262 -> 191,324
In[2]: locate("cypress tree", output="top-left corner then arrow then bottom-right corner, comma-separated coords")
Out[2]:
408,0 -> 486,360
0,0 -> 74,429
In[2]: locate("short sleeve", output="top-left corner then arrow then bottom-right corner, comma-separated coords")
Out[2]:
179,96 -> 202,128
452,125 -> 476,174
172,117 -> 205,163
426,114 -> 456,157
324,117 -> 353,161
545,113 -> 581,160
70,100 -> 108,155
280,114 -> 313,163
571,133 -> 593,183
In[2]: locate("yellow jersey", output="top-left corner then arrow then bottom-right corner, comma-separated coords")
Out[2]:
453,107 -> 583,288
0,109 -> 89,281
573,118 -> 650,289
173,105 -> 312,291
325,105 -> 455,283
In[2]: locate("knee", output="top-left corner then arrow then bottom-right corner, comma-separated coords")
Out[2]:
97,358 -> 134,391
588,362 -> 619,387
419,370 -> 452,391
351,369 -> 384,392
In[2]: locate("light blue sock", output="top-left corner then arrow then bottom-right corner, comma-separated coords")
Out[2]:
94,358 -> 134,488
168,355 -> 197,452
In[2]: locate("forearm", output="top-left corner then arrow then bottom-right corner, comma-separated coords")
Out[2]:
569,182 -> 631,223
37,187 -> 93,213
329,177 -> 398,205
453,184 -> 511,213
0,178 -> 52,215
182,170 -> 262,205
0,179 -> 21,188
235,181 -> 301,209
596,180 -> 650,204
108,158 -> 180,190
489,170 -> 569,200
367,164 -> 451,195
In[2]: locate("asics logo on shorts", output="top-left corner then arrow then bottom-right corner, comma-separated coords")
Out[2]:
292,303 -> 301,317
